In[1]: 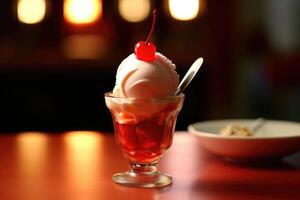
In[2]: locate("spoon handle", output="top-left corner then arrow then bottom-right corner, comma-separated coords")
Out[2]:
175,57 -> 203,95
251,118 -> 266,133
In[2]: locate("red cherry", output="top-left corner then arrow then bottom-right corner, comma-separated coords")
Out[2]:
134,9 -> 158,62
135,41 -> 156,61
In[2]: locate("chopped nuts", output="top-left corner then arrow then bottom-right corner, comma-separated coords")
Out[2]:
220,124 -> 254,136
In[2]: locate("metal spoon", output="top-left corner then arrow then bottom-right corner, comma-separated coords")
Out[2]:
175,57 -> 204,95
251,118 -> 266,133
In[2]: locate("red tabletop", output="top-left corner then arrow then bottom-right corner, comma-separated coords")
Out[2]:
0,131 -> 300,200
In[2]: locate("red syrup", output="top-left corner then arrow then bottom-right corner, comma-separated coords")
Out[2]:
113,108 -> 178,164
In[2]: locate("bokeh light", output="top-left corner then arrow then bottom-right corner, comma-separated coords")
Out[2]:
168,0 -> 199,21
118,0 -> 150,22
64,0 -> 102,24
17,0 -> 46,24
62,34 -> 107,59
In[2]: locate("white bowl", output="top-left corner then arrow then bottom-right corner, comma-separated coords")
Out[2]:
188,119 -> 300,161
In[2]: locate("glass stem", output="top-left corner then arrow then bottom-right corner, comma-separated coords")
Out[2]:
129,162 -> 158,174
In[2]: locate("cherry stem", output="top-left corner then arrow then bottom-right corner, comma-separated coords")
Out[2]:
145,9 -> 157,44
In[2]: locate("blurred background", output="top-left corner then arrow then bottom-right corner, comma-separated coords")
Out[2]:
0,0 -> 299,132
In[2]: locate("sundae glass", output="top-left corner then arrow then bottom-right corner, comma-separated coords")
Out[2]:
105,10 -> 186,187
105,93 -> 184,187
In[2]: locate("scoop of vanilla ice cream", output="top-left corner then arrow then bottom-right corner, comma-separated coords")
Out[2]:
113,53 -> 179,98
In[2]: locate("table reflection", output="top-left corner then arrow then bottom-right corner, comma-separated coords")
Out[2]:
17,132 -> 48,174
63,131 -> 104,188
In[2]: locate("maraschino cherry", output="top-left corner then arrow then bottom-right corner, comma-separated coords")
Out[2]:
134,9 -> 157,62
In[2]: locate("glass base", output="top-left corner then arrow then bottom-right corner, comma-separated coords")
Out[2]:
113,171 -> 172,188
112,163 -> 172,188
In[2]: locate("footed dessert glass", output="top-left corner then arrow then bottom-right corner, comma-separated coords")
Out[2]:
105,92 -> 184,188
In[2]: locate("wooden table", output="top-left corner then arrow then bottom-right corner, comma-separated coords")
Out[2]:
0,131 -> 300,200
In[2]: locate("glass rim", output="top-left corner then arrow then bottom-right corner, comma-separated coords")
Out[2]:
104,92 -> 184,100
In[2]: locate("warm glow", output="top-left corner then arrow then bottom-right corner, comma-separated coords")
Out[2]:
17,0 -> 46,24
17,132 -> 48,172
118,0 -> 150,22
168,0 -> 199,21
64,131 -> 102,187
64,0 -> 102,24
62,34 -> 107,59
64,131 -> 100,149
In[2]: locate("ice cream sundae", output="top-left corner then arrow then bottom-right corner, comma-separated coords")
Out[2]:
104,9 -> 186,188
